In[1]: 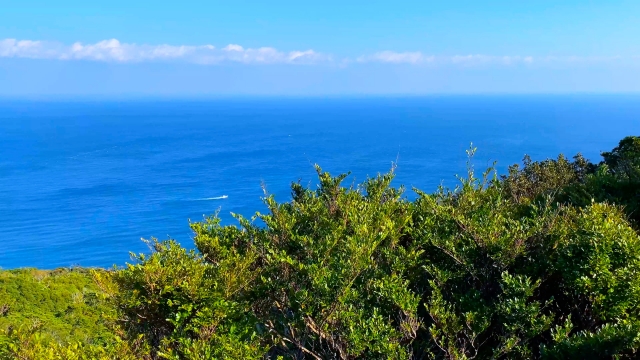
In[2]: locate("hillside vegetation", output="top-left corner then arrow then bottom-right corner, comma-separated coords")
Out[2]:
0,268 -> 111,343
2,136 -> 640,359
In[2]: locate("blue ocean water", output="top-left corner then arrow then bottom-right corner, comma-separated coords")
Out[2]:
1,96 -> 639,269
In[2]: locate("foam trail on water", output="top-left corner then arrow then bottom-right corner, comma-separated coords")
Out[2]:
194,195 -> 228,201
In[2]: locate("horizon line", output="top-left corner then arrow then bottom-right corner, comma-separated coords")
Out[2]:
1,92 -> 640,101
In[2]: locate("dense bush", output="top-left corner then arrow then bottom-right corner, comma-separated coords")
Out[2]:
2,136 -> 640,359
502,136 -> 640,226
0,269 -> 147,359
0,269 -> 112,344
0,324 -> 143,360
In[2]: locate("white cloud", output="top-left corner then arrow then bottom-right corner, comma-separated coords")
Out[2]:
357,51 -> 434,64
357,52 -> 539,65
357,52 -> 542,65
1,39 -> 635,68
0,39 -> 61,59
215,45 -> 329,64
0,38 -> 327,65
536,55 -> 625,64
363,53 -> 633,66
451,54 -> 492,64
223,44 -> 244,52
450,55 -> 536,66
65,39 -> 211,62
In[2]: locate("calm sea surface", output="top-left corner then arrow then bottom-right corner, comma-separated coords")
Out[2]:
1,96 -> 639,269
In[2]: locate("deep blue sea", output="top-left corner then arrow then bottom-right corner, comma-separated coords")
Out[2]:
1,96 -> 639,269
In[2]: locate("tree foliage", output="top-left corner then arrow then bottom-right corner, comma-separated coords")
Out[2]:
0,269 -> 112,345
3,136 -> 640,359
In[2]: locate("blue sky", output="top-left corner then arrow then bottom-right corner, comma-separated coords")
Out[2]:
1,0 -> 640,96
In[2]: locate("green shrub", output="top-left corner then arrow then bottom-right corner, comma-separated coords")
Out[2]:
4,137 -> 640,359
0,322 -> 145,360
0,268 -> 112,344
501,136 -> 640,227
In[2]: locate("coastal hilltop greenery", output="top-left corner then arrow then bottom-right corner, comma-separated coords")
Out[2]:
2,136 -> 640,359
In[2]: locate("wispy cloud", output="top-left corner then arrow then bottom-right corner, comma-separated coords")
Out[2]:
357,51 -> 631,66
0,39 -> 56,59
1,39 -> 635,67
0,38 -> 327,64
450,55 -> 534,65
213,44 -> 329,64
357,51 -> 435,64
357,51 -> 532,65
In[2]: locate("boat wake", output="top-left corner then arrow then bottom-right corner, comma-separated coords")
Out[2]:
194,195 -> 228,201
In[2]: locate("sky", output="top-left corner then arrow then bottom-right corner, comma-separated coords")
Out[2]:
1,0 -> 640,96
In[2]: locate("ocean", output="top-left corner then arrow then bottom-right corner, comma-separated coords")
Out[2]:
1,95 -> 639,269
